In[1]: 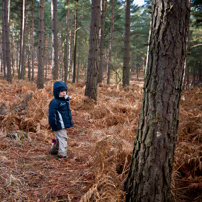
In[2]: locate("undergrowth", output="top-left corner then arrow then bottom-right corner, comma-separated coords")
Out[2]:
0,78 -> 201,201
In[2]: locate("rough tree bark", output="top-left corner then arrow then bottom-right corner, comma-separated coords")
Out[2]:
19,0 -> 27,80
97,0 -> 107,83
28,32 -> 31,81
51,0 -> 58,80
0,31 -> 2,73
107,0 -> 114,84
37,0 -> 44,89
72,0 -> 78,84
2,0 -> 12,83
2,0 -> 6,79
67,30 -> 71,80
6,0 -> 11,83
31,0 -> 35,81
122,0 -> 130,87
125,0 -> 191,201
64,0 -> 69,83
85,0 -> 100,101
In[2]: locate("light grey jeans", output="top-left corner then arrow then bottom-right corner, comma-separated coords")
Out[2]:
50,129 -> 68,156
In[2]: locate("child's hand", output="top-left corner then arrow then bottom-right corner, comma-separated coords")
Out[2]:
65,95 -> 72,100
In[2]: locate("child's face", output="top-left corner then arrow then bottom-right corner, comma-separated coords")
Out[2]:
59,90 -> 67,97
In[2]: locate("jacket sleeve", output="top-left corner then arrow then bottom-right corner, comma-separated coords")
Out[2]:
48,100 -> 58,126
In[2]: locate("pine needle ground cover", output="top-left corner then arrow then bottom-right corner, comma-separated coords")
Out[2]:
0,79 -> 201,201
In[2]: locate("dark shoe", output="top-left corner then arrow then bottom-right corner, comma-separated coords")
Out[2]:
49,150 -> 58,155
57,155 -> 70,159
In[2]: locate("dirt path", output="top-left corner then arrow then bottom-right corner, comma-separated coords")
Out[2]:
0,110 -> 94,201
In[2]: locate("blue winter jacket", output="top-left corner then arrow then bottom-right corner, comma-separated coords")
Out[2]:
48,81 -> 73,131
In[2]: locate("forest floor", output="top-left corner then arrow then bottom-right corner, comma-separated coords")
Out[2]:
0,75 -> 202,202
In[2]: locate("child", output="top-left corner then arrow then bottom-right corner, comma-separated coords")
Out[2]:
48,81 -> 73,158
185,82 -> 188,89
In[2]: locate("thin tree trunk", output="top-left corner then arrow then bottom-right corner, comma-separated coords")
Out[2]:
51,0 -> 58,80
20,0 -> 27,80
16,41 -> 19,74
107,0 -> 114,84
2,0 -> 6,79
186,64 -> 189,84
64,0 -> 69,83
85,0 -> 100,101
136,55 -> 139,79
183,9 -> 190,89
122,0 -> 130,87
193,62 -> 196,83
72,2 -> 78,84
59,36 -> 64,79
31,0 -> 35,81
125,1 -> 191,201
45,34 -> 50,81
8,0 -> 11,25
37,0 -> 44,89
3,0 -> 12,83
84,61 -> 87,81
76,57 -> 79,83
7,0 -> 11,82
48,35 -> 51,79
98,0 -> 107,83
67,30 -> 71,80
45,36 -> 47,81
0,29 -> 2,73
7,0 -> 11,77
28,32 -> 31,81
18,3 -> 22,78
11,22 -> 15,76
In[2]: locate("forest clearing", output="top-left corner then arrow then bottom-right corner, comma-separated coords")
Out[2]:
0,75 -> 201,201
1,0 -> 202,201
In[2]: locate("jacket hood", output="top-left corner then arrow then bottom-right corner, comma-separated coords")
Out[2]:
53,81 -> 68,98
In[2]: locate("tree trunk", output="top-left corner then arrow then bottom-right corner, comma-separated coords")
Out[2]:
45,34 -> 50,81
59,36 -> 64,79
72,1 -> 78,84
11,22 -> 15,76
45,34 -> 47,81
7,0 -> 11,83
64,0 -> 69,83
84,61 -> 87,80
37,0 -> 44,89
97,0 -> 107,83
0,30 -> 2,73
51,0 -> 58,80
76,57 -> 79,83
122,0 -> 130,87
85,0 -> 100,101
186,64 -> 189,84
107,0 -> 114,84
193,62 -> 196,83
136,55 -> 139,80
16,41 -> 20,74
2,0 -> 6,79
3,0 -> 12,83
67,30 -> 71,80
31,0 -> 35,81
20,0 -> 27,80
28,32 -> 31,81
8,0 -> 11,25
125,1 -> 191,201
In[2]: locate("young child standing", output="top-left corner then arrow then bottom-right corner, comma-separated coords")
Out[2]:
48,81 -> 73,158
